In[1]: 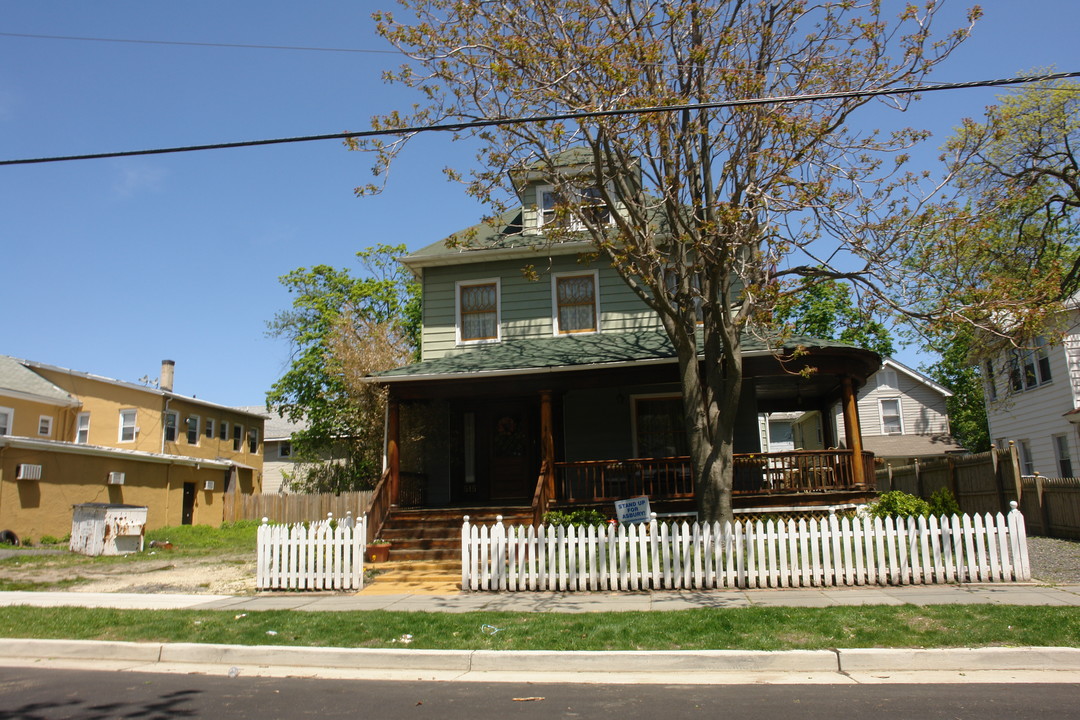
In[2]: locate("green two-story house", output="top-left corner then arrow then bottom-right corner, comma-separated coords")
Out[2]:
372,165 -> 881,530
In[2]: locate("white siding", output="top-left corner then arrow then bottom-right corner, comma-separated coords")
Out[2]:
835,363 -> 950,443
986,326 -> 1080,478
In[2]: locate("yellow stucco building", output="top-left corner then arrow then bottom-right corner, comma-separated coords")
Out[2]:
0,355 -> 265,542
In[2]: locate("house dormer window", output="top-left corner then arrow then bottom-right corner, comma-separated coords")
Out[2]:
538,185 -> 610,230
553,271 -> 600,335
457,278 -> 501,344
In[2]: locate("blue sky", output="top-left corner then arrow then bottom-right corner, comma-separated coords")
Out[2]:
3,1 -> 1080,407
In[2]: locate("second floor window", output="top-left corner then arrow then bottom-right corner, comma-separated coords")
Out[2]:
119,409 -> 137,442
164,411 -> 178,443
76,412 -> 90,444
880,398 -> 903,434
0,407 -> 12,436
1009,336 -> 1052,392
247,428 -> 259,454
233,424 -> 243,452
554,272 -> 599,334
458,280 -> 499,343
205,418 -> 215,439
186,416 -> 200,444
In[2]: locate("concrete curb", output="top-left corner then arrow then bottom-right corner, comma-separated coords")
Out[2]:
4,639 -> 1080,674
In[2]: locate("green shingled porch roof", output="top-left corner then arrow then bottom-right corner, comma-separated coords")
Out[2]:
376,329 -> 866,381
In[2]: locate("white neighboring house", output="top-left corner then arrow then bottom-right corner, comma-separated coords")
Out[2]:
235,407 -> 305,493
761,358 -> 963,464
982,314 -> 1080,478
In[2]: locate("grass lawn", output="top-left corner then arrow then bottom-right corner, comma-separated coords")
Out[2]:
0,605 -> 1078,651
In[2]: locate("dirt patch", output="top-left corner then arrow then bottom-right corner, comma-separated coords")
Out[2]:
0,550 -> 256,595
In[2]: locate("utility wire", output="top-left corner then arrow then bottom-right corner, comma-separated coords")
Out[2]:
3,70 -> 1079,167
0,31 -> 400,54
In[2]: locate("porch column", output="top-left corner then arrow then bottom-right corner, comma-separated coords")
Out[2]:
540,390 -> 555,497
840,375 -> 866,487
387,397 -> 400,506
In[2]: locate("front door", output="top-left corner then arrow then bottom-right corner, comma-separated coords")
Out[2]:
181,482 -> 196,525
486,401 -> 533,501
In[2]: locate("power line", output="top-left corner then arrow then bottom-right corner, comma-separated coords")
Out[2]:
3,70 -> 1079,167
0,31 -> 399,55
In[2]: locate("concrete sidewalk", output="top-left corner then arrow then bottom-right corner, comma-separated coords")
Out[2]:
2,582 -> 1080,612
3,584 -> 1079,684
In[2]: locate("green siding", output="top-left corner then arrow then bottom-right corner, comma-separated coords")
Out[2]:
421,255 -> 659,360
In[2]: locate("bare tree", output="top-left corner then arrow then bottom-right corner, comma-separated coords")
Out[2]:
354,0 -> 978,523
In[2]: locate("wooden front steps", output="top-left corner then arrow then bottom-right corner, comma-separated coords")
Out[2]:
362,507 -> 531,594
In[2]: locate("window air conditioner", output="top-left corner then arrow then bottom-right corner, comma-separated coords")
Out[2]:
15,464 -> 42,481
107,472 -> 125,485
203,480 -> 216,491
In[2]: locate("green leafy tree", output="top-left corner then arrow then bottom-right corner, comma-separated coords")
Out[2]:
923,328 -> 990,453
354,0 -> 977,524
773,280 -> 895,358
267,244 -> 420,492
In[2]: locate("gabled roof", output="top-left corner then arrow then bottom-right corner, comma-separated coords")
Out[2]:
878,358 -> 953,398
0,355 -> 80,407
8,356 -> 266,419
376,329 -> 875,383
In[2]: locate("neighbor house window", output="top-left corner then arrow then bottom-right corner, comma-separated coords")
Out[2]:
0,407 -> 13,436
278,441 -> 292,459
553,271 -> 599,335
879,398 -> 903,434
37,415 -> 53,437
877,369 -> 898,390
247,428 -> 259,454
233,424 -> 242,452
633,395 -> 689,458
75,412 -> 90,444
1019,439 -> 1035,475
219,421 -> 228,441
984,359 -> 997,401
1010,337 -> 1052,391
119,409 -> 137,442
1054,435 -> 1074,478
186,415 -> 200,444
457,279 -> 500,343
204,418 -> 215,440
163,411 -> 178,443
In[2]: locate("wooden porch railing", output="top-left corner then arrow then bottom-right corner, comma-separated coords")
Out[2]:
531,460 -> 555,526
554,450 -> 875,504
365,467 -> 394,544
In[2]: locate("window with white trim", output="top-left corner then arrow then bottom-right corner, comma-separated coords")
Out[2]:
278,441 -> 292,459
877,369 -> 898,390
537,185 -> 610,230
163,411 -> 178,443
233,424 -> 243,452
76,412 -> 90,444
0,407 -> 13,436
1054,434 -> 1074,478
456,279 -> 500,343
984,359 -> 997,401
879,398 -> 903,434
204,418 -> 215,440
119,409 -> 137,443
37,415 -> 53,437
247,427 -> 259,454
1019,439 -> 1035,475
553,271 -> 600,335
185,415 -> 200,445
219,421 -> 228,441
1009,336 -> 1052,391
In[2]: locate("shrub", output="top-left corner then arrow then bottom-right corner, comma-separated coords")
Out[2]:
928,488 -> 962,518
865,491 -> 931,519
543,509 -> 608,527
38,535 -> 62,546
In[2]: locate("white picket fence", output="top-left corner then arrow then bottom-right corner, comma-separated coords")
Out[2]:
256,514 -> 367,591
461,504 -> 1031,592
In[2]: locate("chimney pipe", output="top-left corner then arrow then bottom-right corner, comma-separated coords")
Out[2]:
160,359 -> 175,393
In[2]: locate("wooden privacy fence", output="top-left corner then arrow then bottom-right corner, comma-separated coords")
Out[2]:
256,516 -> 367,591
461,507 -> 1030,592
876,447 -> 1019,516
1018,476 -> 1080,540
226,490 -> 374,525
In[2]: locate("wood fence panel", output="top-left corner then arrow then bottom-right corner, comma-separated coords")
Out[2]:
226,491 -> 374,525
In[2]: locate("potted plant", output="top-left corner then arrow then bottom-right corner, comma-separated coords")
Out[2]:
367,539 -> 391,563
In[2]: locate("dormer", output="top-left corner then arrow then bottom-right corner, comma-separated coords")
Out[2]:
510,148 -> 638,236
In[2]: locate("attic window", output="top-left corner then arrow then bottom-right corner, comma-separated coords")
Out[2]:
539,186 -> 610,230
